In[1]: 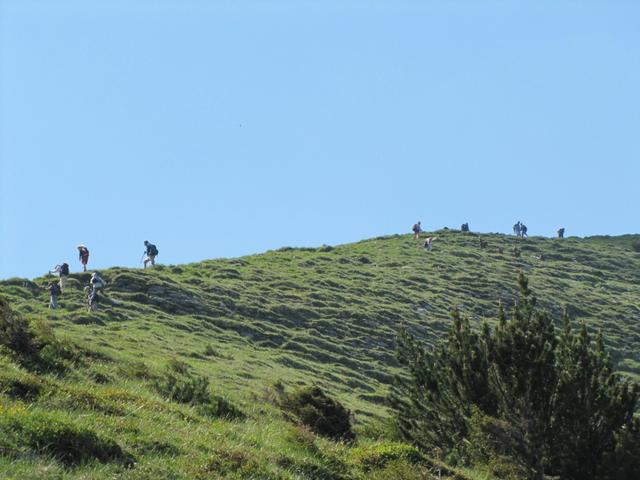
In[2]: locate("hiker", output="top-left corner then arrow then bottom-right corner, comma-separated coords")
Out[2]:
143,240 -> 159,269
46,281 -> 61,309
461,223 -> 469,233
424,237 -> 434,251
513,222 -> 521,237
521,223 -> 528,237
77,245 -> 90,272
50,262 -> 70,291
558,227 -> 565,239
87,288 -> 99,312
412,222 -> 422,240
90,272 -> 106,292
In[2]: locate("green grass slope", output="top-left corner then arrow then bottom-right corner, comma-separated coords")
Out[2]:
1,230 -> 639,479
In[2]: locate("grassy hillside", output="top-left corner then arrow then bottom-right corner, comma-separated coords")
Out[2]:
1,230 -> 639,479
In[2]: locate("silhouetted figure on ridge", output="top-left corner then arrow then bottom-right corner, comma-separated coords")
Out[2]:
513,222 -> 521,237
77,245 -> 89,272
412,222 -> 422,240
143,240 -> 159,268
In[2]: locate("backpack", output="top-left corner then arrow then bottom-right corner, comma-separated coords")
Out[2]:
149,244 -> 158,256
60,263 -> 69,275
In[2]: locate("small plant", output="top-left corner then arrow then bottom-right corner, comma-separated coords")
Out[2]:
351,442 -> 421,471
118,360 -> 153,380
154,360 -> 210,405
366,459 -> 431,480
632,239 -> 640,253
280,385 -> 355,441
203,344 -> 218,356
154,360 -> 244,419
202,394 -> 244,419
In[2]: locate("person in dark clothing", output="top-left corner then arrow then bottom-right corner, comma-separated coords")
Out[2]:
513,222 -> 521,237
50,263 -> 70,291
46,281 -> 61,309
412,222 -> 422,240
558,227 -> 565,239
143,240 -> 159,269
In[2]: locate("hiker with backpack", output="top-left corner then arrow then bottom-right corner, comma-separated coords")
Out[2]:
558,227 -> 565,239
461,223 -> 470,233
521,223 -> 528,237
424,237 -> 435,251
412,222 -> 422,240
90,272 -> 106,292
143,240 -> 158,269
50,263 -> 70,291
46,281 -> 61,309
77,245 -> 90,272
513,222 -> 521,237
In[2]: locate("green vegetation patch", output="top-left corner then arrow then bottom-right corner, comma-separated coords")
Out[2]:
279,385 -> 355,441
0,405 -> 132,466
154,359 -> 244,419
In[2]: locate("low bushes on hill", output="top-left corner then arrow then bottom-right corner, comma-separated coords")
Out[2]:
154,359 -> 243,419
0,406 -> 132,466
0,297 -> 78,372
0,297 -> 36,359
632,239 -> 640,253
279,385 -> 354,441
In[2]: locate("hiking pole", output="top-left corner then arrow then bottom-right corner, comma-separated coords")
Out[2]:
139,252 -> 146,265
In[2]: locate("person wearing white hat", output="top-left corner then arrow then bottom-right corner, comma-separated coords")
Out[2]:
77,245 -> 90,272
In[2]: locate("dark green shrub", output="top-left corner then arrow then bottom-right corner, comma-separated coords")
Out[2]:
0,372 -> 44,400
280,385 -> 354,441
119,360 -> 154,380
204,447 -> 261,476
465,409 -> 530,480
0,298 -> 77,372
632,240 -> 640,253
202,394 -> 244,420
155,360 -> 243,419
154,360 -> 210,405
0,297 -> 37,359
391,274 -> 640,480
0,407 -> 132,466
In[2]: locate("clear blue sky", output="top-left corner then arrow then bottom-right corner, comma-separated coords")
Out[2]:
1,0 -> 639,279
